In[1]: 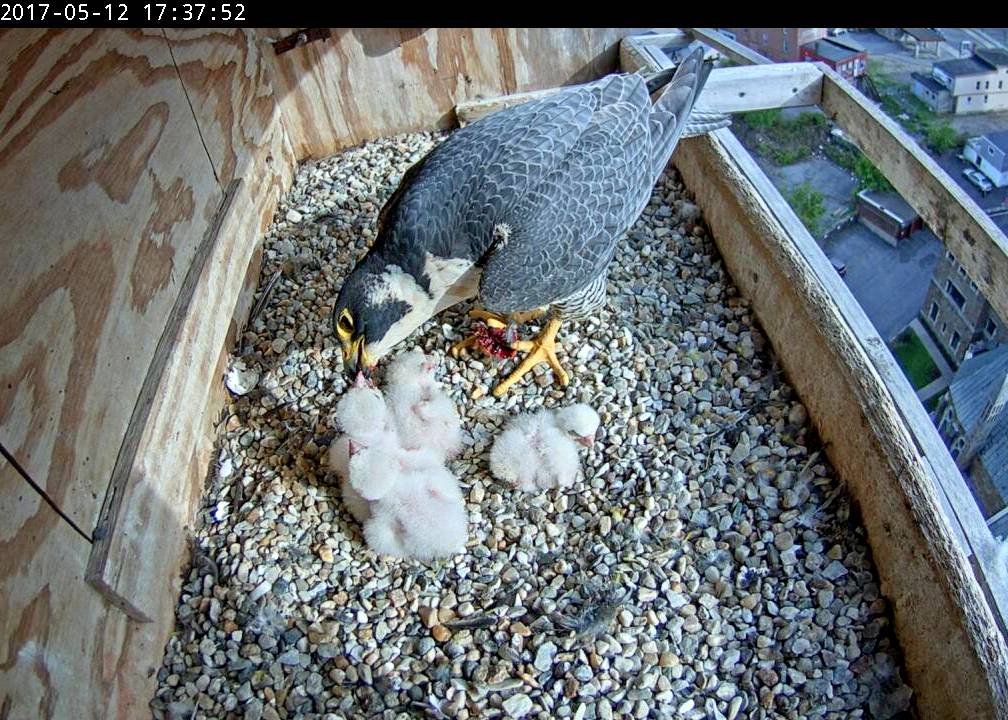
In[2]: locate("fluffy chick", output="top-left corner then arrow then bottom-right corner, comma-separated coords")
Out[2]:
326,436 -> 370,523
490,403 -> 601,490
363,464 -> 467,559
385,348 -> 462,458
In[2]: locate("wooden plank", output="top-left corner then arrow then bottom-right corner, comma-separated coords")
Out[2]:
258,28 -> 636,159
457,63 -> 824,127
818,64 -> 1008,325
675,128 -> 1008,720
87,29 -> 295,620
456,86 -> 574,127
0,29 -> 222,532
0,466 -> 168,720
689,27 -> 773,65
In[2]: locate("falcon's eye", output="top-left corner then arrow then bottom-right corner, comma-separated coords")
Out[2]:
337,309 -> 355,336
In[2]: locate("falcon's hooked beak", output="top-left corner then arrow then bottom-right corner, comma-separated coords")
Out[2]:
341,335 -> 373,381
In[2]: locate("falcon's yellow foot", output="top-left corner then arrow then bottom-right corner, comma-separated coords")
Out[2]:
492,317 -> 569,398
449,308 -> 547,359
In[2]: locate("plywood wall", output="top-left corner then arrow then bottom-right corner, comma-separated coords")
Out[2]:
0,26 -> 635,718
259,27 -> 635,159
0,28 -> 293,717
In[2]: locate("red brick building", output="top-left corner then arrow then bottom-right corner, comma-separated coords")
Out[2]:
799,37 -> 868,80
722,28 -> 827,63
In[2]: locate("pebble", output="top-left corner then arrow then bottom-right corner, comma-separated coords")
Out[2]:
152,130 -> 913,720
534,642 -> 557,671
503,693 -> 534,718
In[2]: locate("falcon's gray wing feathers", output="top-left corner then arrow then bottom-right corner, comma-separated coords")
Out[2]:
478,100 -> 653,314
379,86 -> 598,265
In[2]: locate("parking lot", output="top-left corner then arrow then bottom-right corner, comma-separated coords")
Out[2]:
822,222 -> 943,342
933,150 -> 1008,234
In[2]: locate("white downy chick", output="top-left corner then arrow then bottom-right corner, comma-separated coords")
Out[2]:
490,404 -> 600,490
385,348 -> 462,459
553,403 -> 602,449
363,464 -> 467,560
331,374 -> 402,519
326,435 -> 371,523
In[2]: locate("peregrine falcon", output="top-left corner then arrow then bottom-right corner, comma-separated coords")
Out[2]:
332,43 -> 716,396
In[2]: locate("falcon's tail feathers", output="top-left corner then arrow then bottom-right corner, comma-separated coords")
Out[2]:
648,42 -> 712,182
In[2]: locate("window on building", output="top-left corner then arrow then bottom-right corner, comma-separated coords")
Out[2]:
1000,80 -> 1004,89
946,249 -> 955,262
930,302 -> 939,321
946,280 -> 966,310
970,280 -> 978,293
985,95 -> 989,103
977,81 -> 982,90
951,330 -> 961,350
986,80 -> 990,89
958,264 -> 966,276
942,321 -> 948,333
783,38 -> 788,52
988,318 -> 998,336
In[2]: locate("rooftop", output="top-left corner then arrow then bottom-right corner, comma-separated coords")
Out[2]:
912,71 -> 949,95
984,131 -> 1008,154
948,345 -> 1008,489
857,189 -> 919,223
903,28 -> 945,43
802,39 -> 862,64
827,36 -> 866,53
976,47 -> 1008,69
935,56 -> 997,78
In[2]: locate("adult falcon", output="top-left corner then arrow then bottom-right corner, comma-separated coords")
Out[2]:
332,43 -> 719,396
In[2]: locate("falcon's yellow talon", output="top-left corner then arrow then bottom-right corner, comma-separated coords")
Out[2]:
492,316 -> 568,397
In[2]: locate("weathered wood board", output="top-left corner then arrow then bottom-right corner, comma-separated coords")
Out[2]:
456,63 -> 823,127
86,29 -> 296,619
675,129 -> 1008,720
259,28 -> 636,159
0,29 -> 222,535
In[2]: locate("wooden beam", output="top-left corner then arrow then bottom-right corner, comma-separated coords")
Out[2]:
456,63 -> 824,127
689,27 -> 773,65
817,64 -> 1008,325
675,128 -> 1008,720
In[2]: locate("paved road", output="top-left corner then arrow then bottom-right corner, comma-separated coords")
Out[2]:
822,222 -> 942,342
933,151 -> 1008,235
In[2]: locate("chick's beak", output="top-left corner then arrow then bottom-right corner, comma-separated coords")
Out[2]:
577,434 -> 595,448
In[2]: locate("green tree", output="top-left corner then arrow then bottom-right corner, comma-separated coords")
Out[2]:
787,183 -> 826,235
925,123 -> 961,154
853,155 -> 894,192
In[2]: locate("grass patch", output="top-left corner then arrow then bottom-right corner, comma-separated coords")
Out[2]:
890,327 -> 941,390
823,138 -> 894,193
736,110 -> 829,166
867,65 -> 967,153
787,182 -> 826,235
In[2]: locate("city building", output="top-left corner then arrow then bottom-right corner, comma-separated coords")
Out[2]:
920,250 -> 1008,365
721,28 -> 827,63
923,48 -> 1008,114
799,37 -> 868,80
964,131 -> 1008,188
935,345 -> 1008,521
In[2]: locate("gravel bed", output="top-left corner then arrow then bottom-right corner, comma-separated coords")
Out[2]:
151,131 -> 914,720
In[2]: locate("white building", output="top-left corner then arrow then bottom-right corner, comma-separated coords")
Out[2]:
964,131 -> 1008,188
930,48 -> 1008,114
